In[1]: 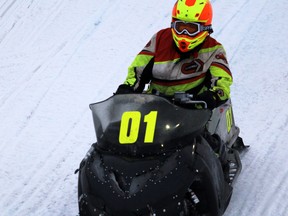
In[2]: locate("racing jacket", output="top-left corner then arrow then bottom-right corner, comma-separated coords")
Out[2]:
123,28 -> 233,101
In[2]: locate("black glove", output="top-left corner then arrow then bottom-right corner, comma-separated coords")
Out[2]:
195,91 -> 218,109
115,84 -> 134,94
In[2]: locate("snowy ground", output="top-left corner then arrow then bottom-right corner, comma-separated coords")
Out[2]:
0,0 -> 288,215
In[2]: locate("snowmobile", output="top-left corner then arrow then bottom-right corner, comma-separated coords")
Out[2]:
76,93 -> 248,216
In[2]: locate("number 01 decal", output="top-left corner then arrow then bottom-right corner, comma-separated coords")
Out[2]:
119,111 -> 158,144
226,107 -> 233,133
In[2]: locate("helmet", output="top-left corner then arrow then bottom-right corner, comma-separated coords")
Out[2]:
171,0 -> 213,52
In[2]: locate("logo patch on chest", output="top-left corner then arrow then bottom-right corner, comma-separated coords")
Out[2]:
181,59 -> 204,74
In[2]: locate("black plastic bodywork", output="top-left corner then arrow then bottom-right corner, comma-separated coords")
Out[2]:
78,94 -> 233,216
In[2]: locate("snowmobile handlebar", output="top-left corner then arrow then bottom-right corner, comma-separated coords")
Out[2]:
152,91 -> 208,109
173,92 -> 208,109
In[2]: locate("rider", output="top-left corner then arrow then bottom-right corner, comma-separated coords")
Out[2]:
116,0 -> 233,110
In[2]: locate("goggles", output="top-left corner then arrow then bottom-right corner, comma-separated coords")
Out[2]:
171,21 -> 213,37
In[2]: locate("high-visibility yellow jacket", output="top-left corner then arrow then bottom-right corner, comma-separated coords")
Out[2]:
123,28 -> 232,101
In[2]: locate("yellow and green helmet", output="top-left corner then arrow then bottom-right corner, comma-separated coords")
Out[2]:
171,0 -> 213,52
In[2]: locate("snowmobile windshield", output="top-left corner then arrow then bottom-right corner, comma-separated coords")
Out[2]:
89,94 -> 211,156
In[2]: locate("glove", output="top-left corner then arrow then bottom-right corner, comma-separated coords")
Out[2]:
195,91 -> 218,109
115,84 -> 134,94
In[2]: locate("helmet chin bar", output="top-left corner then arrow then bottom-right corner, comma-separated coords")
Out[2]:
172,29 -> 208,53
178,40 -> 190,52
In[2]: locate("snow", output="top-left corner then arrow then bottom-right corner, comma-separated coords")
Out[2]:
0,0 -> 288,215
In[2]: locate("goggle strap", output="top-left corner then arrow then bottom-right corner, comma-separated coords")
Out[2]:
202,25 -> 213,34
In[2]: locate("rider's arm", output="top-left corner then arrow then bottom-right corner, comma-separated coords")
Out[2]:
209,47 -> 233,102
116,34 -> 157,94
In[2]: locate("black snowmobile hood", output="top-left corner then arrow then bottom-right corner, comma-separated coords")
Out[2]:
89,94 -> 212,156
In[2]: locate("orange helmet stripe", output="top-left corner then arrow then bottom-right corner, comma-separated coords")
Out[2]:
185,0 -> 197,7
172,0 -> 213,25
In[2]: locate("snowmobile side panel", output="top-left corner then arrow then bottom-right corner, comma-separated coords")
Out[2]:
206,99 -> 240,148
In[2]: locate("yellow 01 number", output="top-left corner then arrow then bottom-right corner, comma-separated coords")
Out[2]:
119,111 -> 158,144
